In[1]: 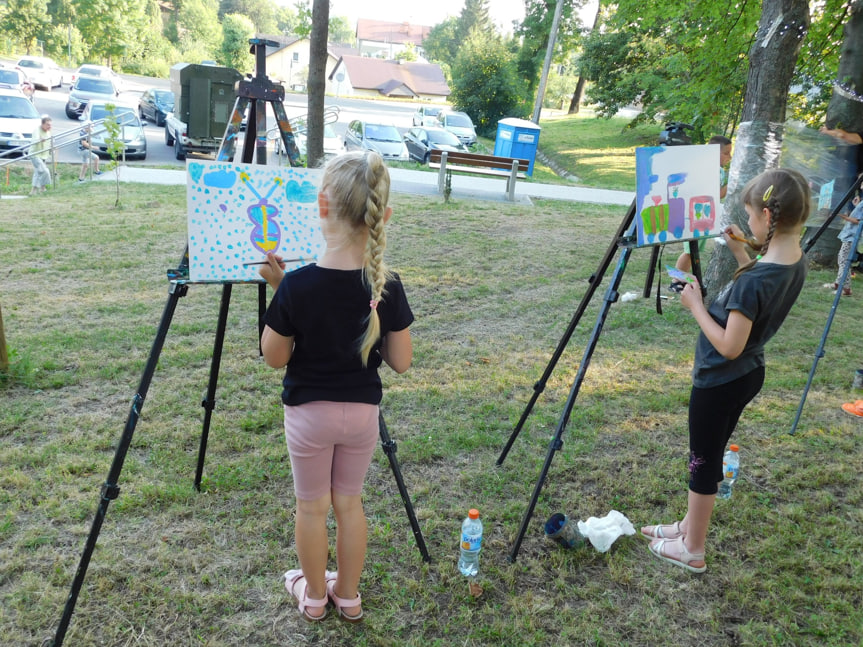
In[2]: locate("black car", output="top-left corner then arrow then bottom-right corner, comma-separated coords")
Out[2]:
403,126 -> 467,164
138,88 -> 174,126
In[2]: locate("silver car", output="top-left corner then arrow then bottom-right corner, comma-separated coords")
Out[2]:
80,101 -> 147,160
344,119 -> 408,161
437,110 -> 477,148
65,76 -> 119,119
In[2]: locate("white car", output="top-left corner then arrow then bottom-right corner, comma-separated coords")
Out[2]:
15,56 -> 63,91
289,123 -> 346,159
0,88 -> 41,156
70,64 -> 123,91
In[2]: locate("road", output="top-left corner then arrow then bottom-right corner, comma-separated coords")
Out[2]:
32,71 -> 426,167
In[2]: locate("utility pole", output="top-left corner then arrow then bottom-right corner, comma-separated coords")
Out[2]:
532,0 -> 565,124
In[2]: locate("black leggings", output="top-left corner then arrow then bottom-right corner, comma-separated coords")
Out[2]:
687,367 -> 765,495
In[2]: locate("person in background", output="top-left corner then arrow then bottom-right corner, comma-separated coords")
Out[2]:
643,168 -> 810,573
258,151 -> 413,622
670,135 -> 734,292
78,121 -> 102,182
29,115 -> 52,195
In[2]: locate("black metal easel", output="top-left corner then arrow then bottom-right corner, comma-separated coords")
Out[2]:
52,38 -> 427,647
789,176 -> 863,434
495,200 -> 707,561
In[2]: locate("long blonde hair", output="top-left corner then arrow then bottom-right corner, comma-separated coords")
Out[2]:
734,168 -> 810,279
320,151 -> 392,366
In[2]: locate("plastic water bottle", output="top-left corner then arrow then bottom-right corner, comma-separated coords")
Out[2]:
458,509 -> 483,578
717,444 -> 740,500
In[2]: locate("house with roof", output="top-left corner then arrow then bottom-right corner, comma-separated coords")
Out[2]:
355,19 -> 431,59
261,35 -> 352,91
328,55 -> 449,101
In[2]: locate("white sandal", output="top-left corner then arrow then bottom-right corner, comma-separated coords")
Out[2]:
648,537 -> 707,573
284,569 -> 328,621
640,521 -> 683,540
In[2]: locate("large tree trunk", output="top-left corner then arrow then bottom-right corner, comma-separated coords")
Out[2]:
568,0 -> 602,115
306,0 -> 329,168
825,0 -> 863,134
703,0 -> 810,293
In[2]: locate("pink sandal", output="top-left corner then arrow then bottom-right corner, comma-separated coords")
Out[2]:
640,521 -> 683,540
648,536 -> 706,573
326,575 -> 363,623
284,569 -> 328,621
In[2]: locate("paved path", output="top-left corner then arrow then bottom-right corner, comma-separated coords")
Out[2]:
94,164 -> 634,206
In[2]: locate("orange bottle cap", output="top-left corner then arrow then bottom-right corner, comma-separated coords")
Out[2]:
729,444 -> 739,452
468,509 -> 479,519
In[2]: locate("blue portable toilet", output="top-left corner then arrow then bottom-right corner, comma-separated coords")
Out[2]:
494,118 -> 541,176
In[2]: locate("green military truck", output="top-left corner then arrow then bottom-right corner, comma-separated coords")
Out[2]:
164,62 -> 242,160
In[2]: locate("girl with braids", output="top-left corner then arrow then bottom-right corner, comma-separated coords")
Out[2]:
642,168 -> 810,573
258,151 -> 413,621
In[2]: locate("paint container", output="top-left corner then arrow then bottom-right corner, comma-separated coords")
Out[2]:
853,369 -> 863,390
544,512 -> 585,548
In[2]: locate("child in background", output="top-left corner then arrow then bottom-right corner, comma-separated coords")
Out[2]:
670,136 -> 734,292
78,121 -> 102,182
258,151 -> 413,621
830,178 -> 863,296
643,168 -> 810,572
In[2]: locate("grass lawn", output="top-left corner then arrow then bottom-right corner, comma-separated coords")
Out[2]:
1,131 -> 862,646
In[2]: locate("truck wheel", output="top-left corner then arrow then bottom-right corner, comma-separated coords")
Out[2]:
165,126 -> 174,147
174,137 -> 186,160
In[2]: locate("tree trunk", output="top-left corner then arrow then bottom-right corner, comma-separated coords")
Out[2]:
306,0 -> 329,168
825,0 -> 863,134
568,0 -> 601,115
703,0 -> 810,294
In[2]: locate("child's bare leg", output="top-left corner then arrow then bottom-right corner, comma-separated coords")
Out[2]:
331,492 -> 365,616
294,493 -> 331,616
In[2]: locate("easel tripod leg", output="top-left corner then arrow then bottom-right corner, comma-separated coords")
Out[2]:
195,284 -> 232,490
53,282 -> 188,646
378,413 -> 430,562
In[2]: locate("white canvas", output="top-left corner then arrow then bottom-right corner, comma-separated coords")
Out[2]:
186,161 -> 325,283
635,145 -> 721,247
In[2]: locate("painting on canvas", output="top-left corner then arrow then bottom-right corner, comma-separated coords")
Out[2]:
635,145 -> 721,247
186,161 -> 325,283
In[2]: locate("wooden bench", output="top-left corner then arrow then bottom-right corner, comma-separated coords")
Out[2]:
429,150 -> 530,201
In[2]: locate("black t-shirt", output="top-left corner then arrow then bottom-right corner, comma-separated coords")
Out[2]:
692,255 -> 807,388
264,264 -> 414,405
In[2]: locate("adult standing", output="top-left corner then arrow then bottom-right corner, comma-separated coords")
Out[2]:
30,115 -> 52,195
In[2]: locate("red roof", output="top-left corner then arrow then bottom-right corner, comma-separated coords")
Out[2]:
356,19 -> 431,47
332,55 -> 449,97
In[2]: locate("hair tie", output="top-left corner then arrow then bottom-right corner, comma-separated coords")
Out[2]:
369,299 -> 379,310
763,185 -> 774,202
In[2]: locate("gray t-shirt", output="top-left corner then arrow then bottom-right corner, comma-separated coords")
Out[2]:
692,255 -> 807,388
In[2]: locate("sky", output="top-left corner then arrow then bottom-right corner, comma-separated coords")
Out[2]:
326,0 -> 598,33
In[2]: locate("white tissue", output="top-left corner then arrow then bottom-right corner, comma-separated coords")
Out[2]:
576,510 -> 636,553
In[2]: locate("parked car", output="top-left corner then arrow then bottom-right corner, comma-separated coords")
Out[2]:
0,88 -> 41,156
436,110 -> 477,147
403,126 -> 467,164
288,123 -> 346,159
65,75 -> 120,118
412,105 -> 443,127
344,119 -> 408,161
0,65 -> 35,102
15,55 -> 63,90
80,100 -> 147,160
70,64 -> 123,90
138,88 -> 174,126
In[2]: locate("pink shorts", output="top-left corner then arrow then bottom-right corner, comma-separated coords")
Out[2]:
283,401 -> 379,500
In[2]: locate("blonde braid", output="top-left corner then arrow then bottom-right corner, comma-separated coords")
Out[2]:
359,154 -> 391,366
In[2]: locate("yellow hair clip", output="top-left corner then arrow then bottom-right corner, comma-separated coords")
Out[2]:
763,185 -> 774,202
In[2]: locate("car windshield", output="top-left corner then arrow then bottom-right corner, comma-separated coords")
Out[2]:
428,129 -> 461,146
79,66 -> 104,75
0,70 -> 20,84
90,105 -> 137,125
154,90 -> 174,105
0,94 -> 39,118
424,107 -> 441,117
17,59 -> 41,69
77,77 -> 114,93
446,114 -> 473,128
365,124 -> 401,142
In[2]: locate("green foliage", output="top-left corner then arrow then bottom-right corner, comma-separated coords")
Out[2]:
219,0 -> 278,33
328,15 -> 353,45
290,0 -> 313,38
449,29 -> 527,136
422,16 -> 459,66
100,104 -> 125,207
220,12 -> 254,73
395,42 -> 418,63
73,0 -> 150,65
0,0 -> 51,54
515,0 -> 583,100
